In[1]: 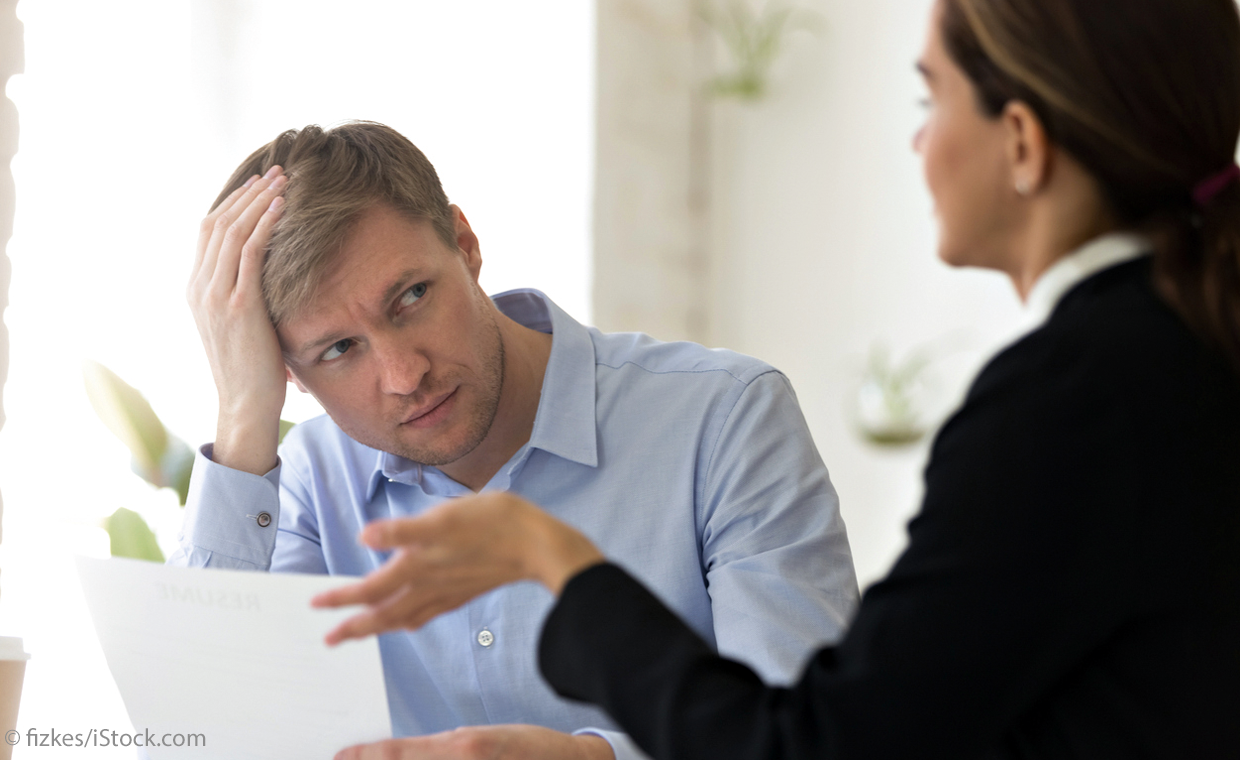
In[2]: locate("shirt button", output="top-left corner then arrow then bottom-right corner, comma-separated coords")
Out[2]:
476,629 -> 494,647
256,512 -> 272,528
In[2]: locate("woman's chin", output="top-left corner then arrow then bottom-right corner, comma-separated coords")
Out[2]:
936,239 -> 1004,271
935,243 -> 971,268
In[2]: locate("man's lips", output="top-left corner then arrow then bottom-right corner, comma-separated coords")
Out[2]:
400,389 -> 457,429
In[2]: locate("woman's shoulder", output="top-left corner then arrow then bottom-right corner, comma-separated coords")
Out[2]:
971,259 -> 1235,410
928,258 -> 1240,491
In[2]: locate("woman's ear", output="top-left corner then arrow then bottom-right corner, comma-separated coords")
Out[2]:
1003,100 -> 1052,197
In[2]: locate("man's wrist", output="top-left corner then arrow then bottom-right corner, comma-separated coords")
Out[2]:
213,414 -> 280,475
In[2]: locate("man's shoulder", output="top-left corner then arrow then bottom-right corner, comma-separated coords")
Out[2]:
588,328 -> 779,388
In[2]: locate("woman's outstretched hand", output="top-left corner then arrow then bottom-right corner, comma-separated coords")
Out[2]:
312,492 -> 606,645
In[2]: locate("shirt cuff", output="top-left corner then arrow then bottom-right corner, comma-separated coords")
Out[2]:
175,443 -> 282,569
573,729 -> 652,760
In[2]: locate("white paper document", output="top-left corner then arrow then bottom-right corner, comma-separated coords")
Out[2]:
76,556 -> 392,759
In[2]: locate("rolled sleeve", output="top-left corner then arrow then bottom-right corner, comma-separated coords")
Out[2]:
699,371 -> 859,683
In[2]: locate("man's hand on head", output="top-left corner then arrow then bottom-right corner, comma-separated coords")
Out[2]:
187,165 -> 291,475
334,725 -> 614,760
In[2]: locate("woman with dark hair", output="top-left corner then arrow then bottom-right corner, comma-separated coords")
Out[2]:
318,0 -> 1240,757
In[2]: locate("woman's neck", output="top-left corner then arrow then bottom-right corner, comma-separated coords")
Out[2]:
1006,163 -> 1120,301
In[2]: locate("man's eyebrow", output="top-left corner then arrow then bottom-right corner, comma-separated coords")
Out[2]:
294,330 -> 348,359
381,268 -> 428,305
292,268 -> 430,358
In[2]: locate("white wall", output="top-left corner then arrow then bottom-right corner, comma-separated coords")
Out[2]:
595,0 -> 1028,587
706,0 -> 1030,586
593,1 -> 712,340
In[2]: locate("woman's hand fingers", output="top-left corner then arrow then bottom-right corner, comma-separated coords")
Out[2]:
321,576 -> 496,646
323,586 -> 422,646
358,513 -> 438,550
313,548 -> 424,609
312,494 -> 606,646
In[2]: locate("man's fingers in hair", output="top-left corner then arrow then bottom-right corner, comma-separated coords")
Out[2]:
211,174 -> 259,220
235,195 -> 284,301
192,178 -> 255,278
196,167 -> 283,292
207,170 -> 287,296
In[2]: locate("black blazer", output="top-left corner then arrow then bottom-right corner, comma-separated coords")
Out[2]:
539,258 -> 1240,759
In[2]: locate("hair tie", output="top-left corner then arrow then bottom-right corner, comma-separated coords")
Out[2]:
1192,163 -> 1240,207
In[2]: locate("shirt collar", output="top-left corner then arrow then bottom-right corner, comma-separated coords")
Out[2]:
1021,232 -> 1150,331
367,288 -> 598,500
507,289 -> 600,469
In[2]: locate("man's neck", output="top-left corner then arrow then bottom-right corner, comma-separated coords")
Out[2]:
438,311 -> 552,492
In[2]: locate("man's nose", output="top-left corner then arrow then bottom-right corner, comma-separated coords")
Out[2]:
374,340 -> 429,397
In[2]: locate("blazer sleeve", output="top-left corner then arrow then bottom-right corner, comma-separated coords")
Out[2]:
538,336 -> 1170,760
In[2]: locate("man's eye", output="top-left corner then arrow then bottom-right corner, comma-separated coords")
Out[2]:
322,339 -> 353,361
400,282 -> 428,307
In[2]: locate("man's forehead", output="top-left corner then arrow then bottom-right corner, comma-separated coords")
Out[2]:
318,208 -> 447,292
342,203 -> 443,250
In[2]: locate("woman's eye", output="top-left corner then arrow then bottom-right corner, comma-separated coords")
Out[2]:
400,282 -> 428,307
322,339 -> 353,361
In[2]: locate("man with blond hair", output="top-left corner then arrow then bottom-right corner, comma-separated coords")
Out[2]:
173,120 -> 857,760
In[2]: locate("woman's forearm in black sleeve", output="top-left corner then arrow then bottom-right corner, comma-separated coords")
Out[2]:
539,562 -> 841,760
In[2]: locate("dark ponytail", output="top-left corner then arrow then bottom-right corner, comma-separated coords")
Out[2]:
942,0 -> 1240,372
1157,177 -> 1240,367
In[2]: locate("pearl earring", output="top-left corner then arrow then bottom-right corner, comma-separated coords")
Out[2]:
1015,178 -> 1032,196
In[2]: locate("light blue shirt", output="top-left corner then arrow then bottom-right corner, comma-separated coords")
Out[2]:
170,289 -> 858,760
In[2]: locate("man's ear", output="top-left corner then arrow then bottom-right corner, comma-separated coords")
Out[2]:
450,204 -> 483,282
1002,100 -> 1052,197
286,366 -> 310,393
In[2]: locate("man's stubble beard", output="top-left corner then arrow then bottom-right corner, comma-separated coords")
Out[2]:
384,308 -> 506,467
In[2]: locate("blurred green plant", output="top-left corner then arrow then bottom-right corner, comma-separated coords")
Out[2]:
101,507 -> 165,563
853,345 -> 934,447
698,1 -> 823,101
83,360 -> 294,562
